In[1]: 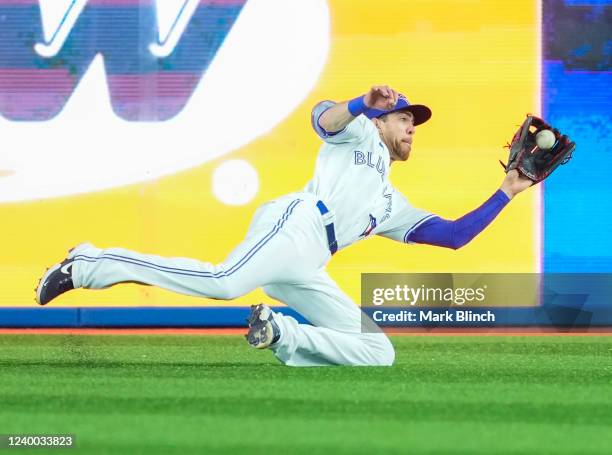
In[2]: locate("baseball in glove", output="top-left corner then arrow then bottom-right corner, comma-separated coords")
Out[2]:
501,115 -> 575,183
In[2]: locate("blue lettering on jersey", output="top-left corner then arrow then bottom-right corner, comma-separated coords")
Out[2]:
376,155 -> 385,175
354,150 -> 366,165
380,189 -> 393,223
366,152 -> 376,168
354,150 -> 385,181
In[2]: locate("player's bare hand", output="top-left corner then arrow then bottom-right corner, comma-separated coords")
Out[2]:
500,169 -> 533,199
364,85 -> 398,110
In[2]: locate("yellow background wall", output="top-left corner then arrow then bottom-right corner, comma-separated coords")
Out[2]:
0,0 -> 540,307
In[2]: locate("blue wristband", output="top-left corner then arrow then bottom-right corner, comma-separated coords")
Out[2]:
348,95 -> 367,117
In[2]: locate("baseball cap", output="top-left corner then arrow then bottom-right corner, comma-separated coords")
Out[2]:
363,93 -> 432,125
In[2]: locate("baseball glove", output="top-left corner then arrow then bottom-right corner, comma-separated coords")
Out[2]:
501,115 -> 575,183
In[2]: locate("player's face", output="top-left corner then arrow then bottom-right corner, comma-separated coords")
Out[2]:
376,111 -> 416,162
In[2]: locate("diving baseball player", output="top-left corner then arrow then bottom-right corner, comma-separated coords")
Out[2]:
36,85 -> 535,367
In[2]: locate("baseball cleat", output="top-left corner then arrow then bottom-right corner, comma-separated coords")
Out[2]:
35,243 -> 90,305
246,304 -> 280,349
35,259 -> 75,305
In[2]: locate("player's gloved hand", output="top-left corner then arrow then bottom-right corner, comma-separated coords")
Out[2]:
363,85 -> 399,110
501,115 -> 575,184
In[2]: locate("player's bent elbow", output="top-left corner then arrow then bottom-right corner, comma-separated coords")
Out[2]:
317,112 -> 334,133
434,240 -> 464,250
449,232 -> 470,250
449,241 -> 465,250
311,100 -> 337,136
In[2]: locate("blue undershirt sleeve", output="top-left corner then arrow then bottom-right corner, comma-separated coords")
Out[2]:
407,190 -> 511,249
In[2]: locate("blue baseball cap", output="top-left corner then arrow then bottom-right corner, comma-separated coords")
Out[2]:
363,93 -> 432,125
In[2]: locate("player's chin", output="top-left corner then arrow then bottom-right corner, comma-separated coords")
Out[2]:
398,143 -> 412,161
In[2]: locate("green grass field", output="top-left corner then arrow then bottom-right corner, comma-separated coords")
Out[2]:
1,335 -> 611,454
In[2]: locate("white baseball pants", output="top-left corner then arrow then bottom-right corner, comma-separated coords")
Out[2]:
71,192 -> 394,367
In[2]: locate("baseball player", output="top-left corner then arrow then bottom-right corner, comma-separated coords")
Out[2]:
36,85 -> 534,367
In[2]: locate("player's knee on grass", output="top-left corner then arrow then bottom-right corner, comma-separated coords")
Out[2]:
382,343 -> 395,366
368,334 -> 395,366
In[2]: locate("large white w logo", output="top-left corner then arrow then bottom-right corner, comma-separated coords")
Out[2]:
0,0 -> 330,202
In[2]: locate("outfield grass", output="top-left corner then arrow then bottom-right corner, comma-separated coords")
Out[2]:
0,335 -> 611,454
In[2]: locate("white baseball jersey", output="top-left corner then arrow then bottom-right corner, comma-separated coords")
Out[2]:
68,100 -> 429,367
307,101 -> 435,250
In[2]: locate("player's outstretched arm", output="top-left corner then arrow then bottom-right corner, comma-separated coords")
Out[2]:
408,171 -> 533,249
317,85 -> 399,134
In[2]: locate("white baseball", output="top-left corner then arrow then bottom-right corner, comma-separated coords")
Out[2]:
536,130 -> 556,150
